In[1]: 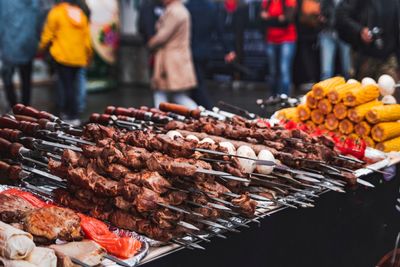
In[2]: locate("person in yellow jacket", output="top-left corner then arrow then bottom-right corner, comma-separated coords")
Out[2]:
39,0 -> 92,125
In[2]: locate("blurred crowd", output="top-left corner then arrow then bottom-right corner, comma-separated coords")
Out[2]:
0,0 -> 91,125
140,0 -> 400,109
1,0 -> 399,120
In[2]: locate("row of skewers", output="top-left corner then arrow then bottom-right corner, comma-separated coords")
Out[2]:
0,103 -> 378,251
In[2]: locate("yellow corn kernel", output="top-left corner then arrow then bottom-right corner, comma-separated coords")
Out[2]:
366,104 -> 400,124
371,122 -> 400,142
348,100 -> 383,123
312,77 -> 346,100
343,84 -> 380,107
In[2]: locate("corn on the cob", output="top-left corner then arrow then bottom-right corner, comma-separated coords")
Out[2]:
311,109 -> 325,125
339,119 -> 354,135
297,105 -> 311,121
371,122 -> 400,142
343,84 -> 380,107
276,107 -> 299,122
312,76 -> 346,100
376,136 -> 400,152
317,98 -> 332,115
364,136 -> 375,148
325,113 -> 339,131
366,104 -> 400,124
333,103 -> 348,120
327,83 -> 360,104
305,120 -> 316,131
348,100 -> 383,123
354,121 -> 371,137
306,92 -> 318,109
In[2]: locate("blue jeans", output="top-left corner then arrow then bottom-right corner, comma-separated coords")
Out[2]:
57,68 -> 86,115
266,41 -> 296,96
319,31 -> 352,80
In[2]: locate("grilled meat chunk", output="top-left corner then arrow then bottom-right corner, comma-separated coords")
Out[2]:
231,194 -> 257,218
123,171 -> 171,194
0,194 -> 35,223
23,207 -> 83,243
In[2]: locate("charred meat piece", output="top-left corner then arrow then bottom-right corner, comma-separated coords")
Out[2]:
123,171 -> 171,194
23,206 -> 83,243
54,189 -> 92,213
48,159 -> 69,179
109,210 -> 175,242
81,145 -> 102,158
67,164 -> 121,197
0,194 -> 35,223
231,194 -> 257,218
164,191 -> 188,206
83,124 -> 117,141
150,209 -> 183,230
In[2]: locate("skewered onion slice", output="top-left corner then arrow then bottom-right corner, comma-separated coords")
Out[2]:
219,142 -> 236,155
236,146 -> 257,174
186,135 -> 200,142
199,138 -> 215,144
256,150 -> 275,175
166,130 -> 183,139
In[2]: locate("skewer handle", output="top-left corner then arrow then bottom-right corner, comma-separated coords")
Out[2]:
18,121 -> 41,136
0,138 -> 23,159
14,115 -> 38,123
0,117 -> 40,136
104,106 -> 116,115
89,113 -> 111,124
13,104 -> 40,118
0,129 -> 22,142
0,160 -> 22,181
13,104 -> 57,121
0,116 -> 20,130
159,102 -> 200,118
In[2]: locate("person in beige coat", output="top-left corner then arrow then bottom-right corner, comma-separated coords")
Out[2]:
148,0 -> 198,109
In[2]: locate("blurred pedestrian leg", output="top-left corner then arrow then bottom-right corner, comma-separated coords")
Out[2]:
1,62 -> 33,107
1,64 -> 17,107
38,1 -> 92,124
153,91 -> 197,109
148,0 -> 197,109
320,31 -> 351,80
261,0 -> 297,96
266,42 -> 296,96
56,63 -> 80,120
192,59 -> 212,109
0,0 -> 41,108
77,68 -> 87,113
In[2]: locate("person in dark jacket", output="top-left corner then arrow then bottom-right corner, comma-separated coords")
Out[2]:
319,0 -> 352,80
186,0 -> 236,109
336,0 -> 400,81
138,0 -> 163,43
0,0 -> 43,108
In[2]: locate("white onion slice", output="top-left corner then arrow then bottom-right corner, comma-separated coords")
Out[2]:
219,142 -> 236,155
236,145 -> 256,174
166,130 -> 183,139
256,150 -> 275,175
199,137 -> 215,144
186,135 -> 199,142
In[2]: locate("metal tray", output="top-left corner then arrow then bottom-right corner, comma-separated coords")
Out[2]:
0,185 -> 149,267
